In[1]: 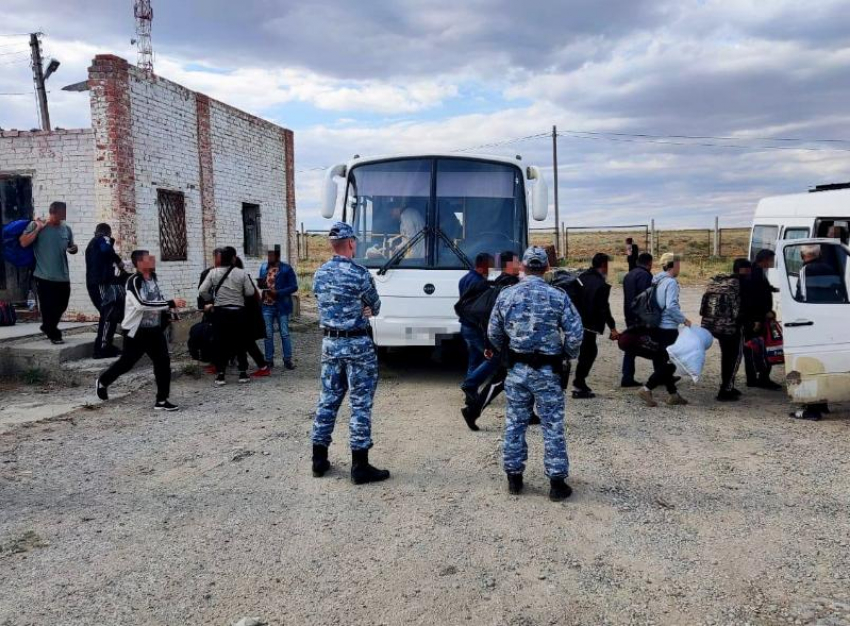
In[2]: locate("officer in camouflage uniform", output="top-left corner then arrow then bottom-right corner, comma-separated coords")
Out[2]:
311,222 -> 390,485
488,246 -> 584,501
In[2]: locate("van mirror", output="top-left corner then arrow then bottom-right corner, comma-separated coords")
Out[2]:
321,164 -> 347,219
527,166 -> 549,221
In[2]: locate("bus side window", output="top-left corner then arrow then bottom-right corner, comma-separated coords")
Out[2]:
751,224 -> 778,260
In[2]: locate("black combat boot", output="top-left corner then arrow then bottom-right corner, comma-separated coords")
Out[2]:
351,449 -> 390,485
507,473 -> 523,495
312,445 -> 330,477
549,478 -> 573,502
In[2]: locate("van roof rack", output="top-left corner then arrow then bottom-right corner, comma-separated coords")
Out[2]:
809,182 -> 850,193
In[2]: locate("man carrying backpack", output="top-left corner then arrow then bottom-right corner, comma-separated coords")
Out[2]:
572,253 -> 620,399
701,258 -> 749,401
621,252 -> 653,387
18,201 -> 77,344
638,252 -> 691,407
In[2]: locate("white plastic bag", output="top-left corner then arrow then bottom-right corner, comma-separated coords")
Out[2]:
666,326 -> 714,383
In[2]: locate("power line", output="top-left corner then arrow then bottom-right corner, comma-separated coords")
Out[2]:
0,33 -> 32,38
0,49 -> 30,57
557,130 -> 850,153
0,92 -> 30,96
556,127 -> 850,145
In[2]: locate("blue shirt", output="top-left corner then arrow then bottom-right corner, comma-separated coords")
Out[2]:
258,260 -> 298,316
459,270 -> 486,297
488,275 -> 584,358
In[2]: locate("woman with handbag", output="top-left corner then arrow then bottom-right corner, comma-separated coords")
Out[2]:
198,246 -> 256,385
96,250 -> 186,410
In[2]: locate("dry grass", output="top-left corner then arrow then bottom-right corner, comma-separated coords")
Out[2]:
293,227 -> 751,289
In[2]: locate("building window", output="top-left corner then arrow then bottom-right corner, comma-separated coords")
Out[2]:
242,203 -> 262,258
157,189 -> 187,262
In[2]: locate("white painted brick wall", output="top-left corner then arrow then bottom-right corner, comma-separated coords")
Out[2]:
127,69 -> 204,308
209,101 -> 288,280
0,130 -> 97,315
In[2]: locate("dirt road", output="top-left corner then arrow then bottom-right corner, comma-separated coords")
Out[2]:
1,289 -> 849,626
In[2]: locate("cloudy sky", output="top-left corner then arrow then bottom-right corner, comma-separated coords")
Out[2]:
2,0 -> 849,229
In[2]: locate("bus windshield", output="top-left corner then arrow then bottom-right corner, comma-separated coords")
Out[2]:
345,157 -> 527,269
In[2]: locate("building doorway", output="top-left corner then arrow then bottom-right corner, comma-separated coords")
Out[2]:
0,176 -> 34,303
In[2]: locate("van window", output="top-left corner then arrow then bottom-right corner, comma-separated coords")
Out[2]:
784,242 -> 850,304
782,227 -> 810,241
815,219 -> 849,244
750,224 -> 778,260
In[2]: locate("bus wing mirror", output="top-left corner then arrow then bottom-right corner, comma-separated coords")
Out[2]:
527,166 -> 549,221
321,164 -> 347,219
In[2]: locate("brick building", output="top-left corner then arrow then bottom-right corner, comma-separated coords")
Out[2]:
0,54 -> 296,316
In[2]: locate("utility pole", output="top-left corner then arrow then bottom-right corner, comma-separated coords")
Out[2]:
552,125 -> 560,255
29,33 -> 50,131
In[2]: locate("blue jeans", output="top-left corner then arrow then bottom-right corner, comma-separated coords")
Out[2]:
622,352 -> 637,383
460,324 -> 486,386
466,355 -> 499,392
262,307 -> 293,363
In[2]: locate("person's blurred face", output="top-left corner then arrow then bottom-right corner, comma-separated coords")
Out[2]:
599,262 -> 609,277
738,267 -> 752,277
506,257 -> 520,276
758,256 -> 774,270
138,254 -> 156,273
267,250 -> 277,265
669,260 -> 681,277
49,205 -> 67,223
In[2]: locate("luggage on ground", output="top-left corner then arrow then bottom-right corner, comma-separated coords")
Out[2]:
0,301 -> 17,326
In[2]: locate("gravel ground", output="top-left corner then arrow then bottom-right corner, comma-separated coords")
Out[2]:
1,288 -> 848,626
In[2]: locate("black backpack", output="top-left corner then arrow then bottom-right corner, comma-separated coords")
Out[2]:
550,269 -> 585,317
455,282 -> 500,334
630,282 -> 664,328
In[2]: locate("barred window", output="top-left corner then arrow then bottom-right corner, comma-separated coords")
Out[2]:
157,189 -> 187,262
242,203 -> 262,258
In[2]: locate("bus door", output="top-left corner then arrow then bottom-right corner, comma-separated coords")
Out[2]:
778,239 -> 850,405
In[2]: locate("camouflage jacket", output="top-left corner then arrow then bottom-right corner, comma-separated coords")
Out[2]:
314,255 -> 381,332
488,275 -> 584,358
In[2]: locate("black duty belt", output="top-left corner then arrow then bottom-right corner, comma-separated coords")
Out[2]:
508,350 -> 564,371
322,327 -> 371,338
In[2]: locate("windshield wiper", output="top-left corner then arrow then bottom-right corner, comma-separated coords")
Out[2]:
435,227 -> 472,270
377,227 -> 429,275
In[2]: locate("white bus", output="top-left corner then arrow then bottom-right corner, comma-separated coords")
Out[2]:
319,153 -> 550,348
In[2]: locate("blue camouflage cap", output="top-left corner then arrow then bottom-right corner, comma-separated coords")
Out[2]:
328,221 -> 356,240
522,246 -> 549,270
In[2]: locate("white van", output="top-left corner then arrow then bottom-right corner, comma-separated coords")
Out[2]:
775,238 -> 850,407
750,184 -> 850,266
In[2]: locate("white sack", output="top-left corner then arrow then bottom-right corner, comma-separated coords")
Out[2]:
666,326 -> 714,383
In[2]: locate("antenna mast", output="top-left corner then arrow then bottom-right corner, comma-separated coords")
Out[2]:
133,0 -> 154,75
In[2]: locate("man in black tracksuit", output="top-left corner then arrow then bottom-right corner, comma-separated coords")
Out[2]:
85,223 -> 125,358
573,253 -> 620,398
621,252 -> 653,387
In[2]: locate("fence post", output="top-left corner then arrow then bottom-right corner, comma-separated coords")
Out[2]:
564,226 -> 569,260
713,216 -> 719,257
650,219 -> 656,257
301,222 -> 307,260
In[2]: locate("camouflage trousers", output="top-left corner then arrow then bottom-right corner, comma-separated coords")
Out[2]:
311,337 -> 379,451
503,363 -> 570,479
